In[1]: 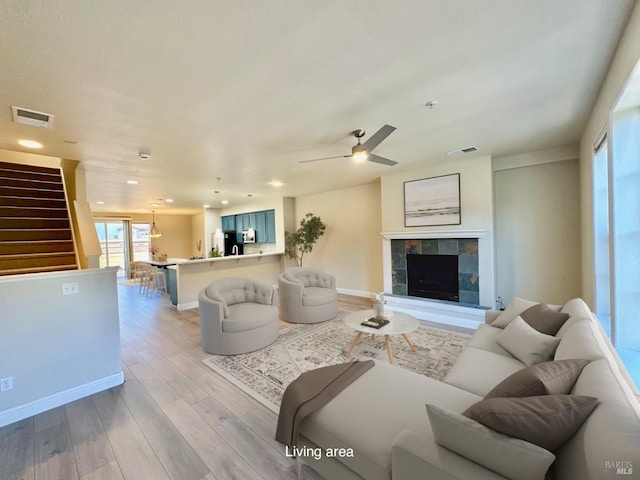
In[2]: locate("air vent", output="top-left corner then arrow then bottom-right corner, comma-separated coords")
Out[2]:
11,106 -> 54,128
446,146 -> 478,156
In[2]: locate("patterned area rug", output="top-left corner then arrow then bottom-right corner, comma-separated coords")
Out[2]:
202,315 -> 469,413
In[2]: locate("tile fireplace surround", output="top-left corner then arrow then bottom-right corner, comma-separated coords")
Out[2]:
381,230 -> 494,329
392,238 -> 479,305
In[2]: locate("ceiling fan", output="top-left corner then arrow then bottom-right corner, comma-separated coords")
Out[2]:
299,124 -> 398,166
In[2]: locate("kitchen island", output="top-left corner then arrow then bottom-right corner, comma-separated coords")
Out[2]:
166,252 -> 284,310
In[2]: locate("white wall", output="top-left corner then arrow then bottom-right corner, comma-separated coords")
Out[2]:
380,155 -> 494,233
580,3 -> 640,307
494,153 -> 581,305
0,268 -> 123,427
293,182 -> 383,296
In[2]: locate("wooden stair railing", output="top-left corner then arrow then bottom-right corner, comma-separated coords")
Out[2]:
0,161 -> 79,276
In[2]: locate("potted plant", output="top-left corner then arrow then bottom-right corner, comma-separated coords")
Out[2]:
285,213 -> 326,267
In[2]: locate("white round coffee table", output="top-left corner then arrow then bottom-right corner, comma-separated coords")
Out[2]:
343,309 -> 420,364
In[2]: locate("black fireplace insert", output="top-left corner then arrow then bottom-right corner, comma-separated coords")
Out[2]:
406,254 -> 459,302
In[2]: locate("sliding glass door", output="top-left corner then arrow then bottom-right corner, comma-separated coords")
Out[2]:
593,137 -> 611,336
95,220 -> 129,279
132,222 -> 151,262
610,107 -> 640,351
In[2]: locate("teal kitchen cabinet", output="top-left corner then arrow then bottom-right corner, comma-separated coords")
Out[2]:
221,215 -> 235,231
255,211 -> 267,242
265,210 -> 276,243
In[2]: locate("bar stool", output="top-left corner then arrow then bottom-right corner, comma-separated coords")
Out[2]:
138,264 -> 155,295
150,269 -> 167,296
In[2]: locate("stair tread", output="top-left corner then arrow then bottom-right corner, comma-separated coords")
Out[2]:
0,265 -> 78,276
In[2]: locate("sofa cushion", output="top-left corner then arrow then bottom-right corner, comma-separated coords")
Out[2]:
427,404 -> 555,480
554,320 -> 605,362
466,324 -> 513,357
560,297 -> 593,320
491,297 -> 539,328
492,298 -> 562,328
302,286 -> 338,307
222,302 -> 278,332
299,361 -> 481,480
555,298 -> 595,338
554,359 -> 640,479
520,303 -> 570,336
444,347 -> 525,397
485,359 -> 590,398
496,316 -> 561,366
463,395 -> 599,451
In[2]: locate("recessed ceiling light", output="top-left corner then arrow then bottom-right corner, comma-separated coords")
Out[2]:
270,181 -> 283,187
127,180 -> 139,185
96,201 -> 105,205
221,200 -> 229,205
203,204 -> 210,208
165,198 -> 174,203
18,139 -> 43,149
151,203 -> 159,207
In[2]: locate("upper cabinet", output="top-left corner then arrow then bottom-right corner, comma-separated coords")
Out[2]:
221,215 -> 235,231
222,209 -> 276,243
265,210 -> 276,243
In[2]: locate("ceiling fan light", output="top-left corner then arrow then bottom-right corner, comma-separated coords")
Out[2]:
352,150 -> 368,162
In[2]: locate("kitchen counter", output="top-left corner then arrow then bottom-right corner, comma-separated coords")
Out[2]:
167,252 -> 284,310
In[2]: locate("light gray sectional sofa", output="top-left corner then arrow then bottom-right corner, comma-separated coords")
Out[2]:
296,298 -> 640,480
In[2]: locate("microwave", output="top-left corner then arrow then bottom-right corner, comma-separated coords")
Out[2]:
242,229 -> 256,243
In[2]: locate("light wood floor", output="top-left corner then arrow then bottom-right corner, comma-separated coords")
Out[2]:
0,283 -> 372,480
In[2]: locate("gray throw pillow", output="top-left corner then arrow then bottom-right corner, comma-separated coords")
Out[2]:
463,395 -> 599,451
520,303 -> 570,336
426,404 -> 555,480
496,316 -> 561,366
491,297 -> 539,328
485,359 -> 590,398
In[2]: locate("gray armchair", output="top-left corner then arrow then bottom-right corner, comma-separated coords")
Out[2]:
198,277 -> 278,355
278,267 -> 338,323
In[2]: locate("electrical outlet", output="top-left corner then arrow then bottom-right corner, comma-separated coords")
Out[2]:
0,376 -> 13,392
62,282 -> 79,295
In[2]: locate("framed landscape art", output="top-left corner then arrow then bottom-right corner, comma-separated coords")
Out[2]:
404,173 -> 461,227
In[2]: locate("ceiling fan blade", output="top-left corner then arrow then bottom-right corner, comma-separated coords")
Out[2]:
298,155 -> 350,164
362,124 -> 396,152
368,154 -> 398,166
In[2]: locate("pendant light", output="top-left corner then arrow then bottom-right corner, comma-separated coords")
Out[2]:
149,210 -> 163,238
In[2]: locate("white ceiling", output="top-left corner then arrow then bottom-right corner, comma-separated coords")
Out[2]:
0,1 -> 635,215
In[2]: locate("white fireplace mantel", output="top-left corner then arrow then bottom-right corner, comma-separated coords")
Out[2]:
381,229 -> 488,240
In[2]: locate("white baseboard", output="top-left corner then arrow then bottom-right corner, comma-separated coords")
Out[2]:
177,301 -> 199,311
337,288 -> 375,299
0,371 -> 124,428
